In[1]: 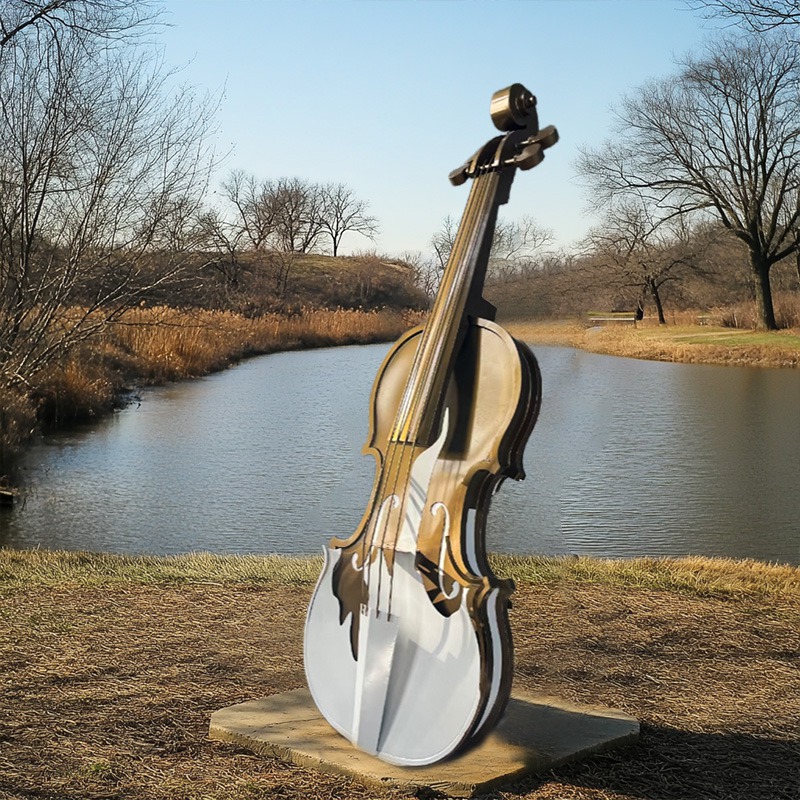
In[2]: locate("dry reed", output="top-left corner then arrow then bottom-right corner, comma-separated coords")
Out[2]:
24,306 -> 424,435
710,292 -> 800,329
105,306 -> 424,383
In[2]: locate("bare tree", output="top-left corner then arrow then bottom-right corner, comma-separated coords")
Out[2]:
0,0 -> 215,389
270,177 -> 326,253
265,249 -> 296,300
577,33 -> 800,330
430,215 -> 458,273
582,200 -> 711,323
398,250 -> 438,301
0,0 -> 157,47
489,216 -> 554,282
222,170 -> 277,251
431,213 -> 552,283
319,183 -> 378,256
690,0 -> 800,29
223,173 -> 379,259
196,207 -> 245,289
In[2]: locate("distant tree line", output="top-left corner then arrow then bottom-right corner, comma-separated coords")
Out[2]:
416,8 -> 800,330
202,172 -> 378,259
194,172 -> 379,303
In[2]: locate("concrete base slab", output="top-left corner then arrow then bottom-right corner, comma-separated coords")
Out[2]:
209,688 -> 639,797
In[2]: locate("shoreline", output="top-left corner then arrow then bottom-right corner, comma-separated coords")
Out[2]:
2,549 -> 798,595
42,306 -> 425,423
3,311 -> 798,483
1,306 -> 424,481
506,319 -> 800,368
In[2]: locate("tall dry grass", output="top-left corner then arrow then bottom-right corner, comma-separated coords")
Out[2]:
0,386 -> 38,472
710,292 -> 800,329
3,306 -> 424,472
102,306 -> 423,383
508,298 -> 800,368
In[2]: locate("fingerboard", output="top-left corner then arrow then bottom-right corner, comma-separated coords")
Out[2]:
389,170 -> 504,446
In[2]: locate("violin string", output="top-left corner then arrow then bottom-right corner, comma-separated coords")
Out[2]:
402,175 -> 488,456
360,162 -> 497,622
380,172 -> 496,617
406,172 -> 497,442
403,172 -> 491,442
363,341 -> 429,614
407,172 -> 499,605
376,441 -> 415,617
362,186 -> 470,584
390,171 -> 488,445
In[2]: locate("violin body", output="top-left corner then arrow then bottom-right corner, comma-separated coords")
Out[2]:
305,320 -> 541,764
304,83 -> 557,765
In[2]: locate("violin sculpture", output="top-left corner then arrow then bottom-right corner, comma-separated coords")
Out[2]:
304,84 -> 557,766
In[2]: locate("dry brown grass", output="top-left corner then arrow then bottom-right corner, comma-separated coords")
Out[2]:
508,319 -> 800,368
105,306 -> 424,383
0,553 -> 797,799
711,292 -> 800,330
30,306 -> 424,430
2,550 -> 798,599
0,387 -> 37,470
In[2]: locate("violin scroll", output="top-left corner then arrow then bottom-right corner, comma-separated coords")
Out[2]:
490,83 -> 538,132
449,83 -> 559,186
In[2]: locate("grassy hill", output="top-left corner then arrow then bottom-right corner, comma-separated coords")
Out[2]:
149,251 -> 430,315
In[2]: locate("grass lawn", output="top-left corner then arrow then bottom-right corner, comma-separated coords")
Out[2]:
506,320 -> 800,368
1,551 -> 798,799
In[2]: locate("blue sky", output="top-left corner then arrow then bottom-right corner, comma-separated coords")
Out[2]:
160,0 -> 725,256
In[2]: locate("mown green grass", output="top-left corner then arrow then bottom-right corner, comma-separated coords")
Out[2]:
508,320 -> 800,367
1,549 -> 797,599
672,330 -> 800,346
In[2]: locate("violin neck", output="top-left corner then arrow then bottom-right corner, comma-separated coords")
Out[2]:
390,169 -> 515,447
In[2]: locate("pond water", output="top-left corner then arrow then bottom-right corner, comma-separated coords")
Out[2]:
1,344 -> 798,564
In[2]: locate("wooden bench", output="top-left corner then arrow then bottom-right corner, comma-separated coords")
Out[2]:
587,311 -> 638,325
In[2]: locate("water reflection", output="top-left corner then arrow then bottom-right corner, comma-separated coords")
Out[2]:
1,344 -> 798,564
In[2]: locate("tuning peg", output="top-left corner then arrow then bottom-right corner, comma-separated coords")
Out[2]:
514,144 -> 545,171
511,125 -> 559,171
448,164 -> 469,186
529,125 -> 559,151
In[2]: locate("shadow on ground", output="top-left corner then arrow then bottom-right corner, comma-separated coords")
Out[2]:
497,723 -> 800,800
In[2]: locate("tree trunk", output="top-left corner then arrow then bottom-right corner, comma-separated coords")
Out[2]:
750,250 -> 777,330
648,280 -> 666,324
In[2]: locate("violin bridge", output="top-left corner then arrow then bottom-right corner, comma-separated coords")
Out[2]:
352,603 -> 399,755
